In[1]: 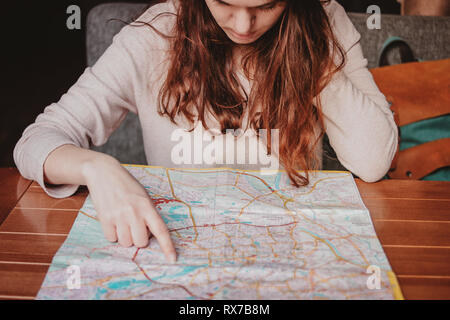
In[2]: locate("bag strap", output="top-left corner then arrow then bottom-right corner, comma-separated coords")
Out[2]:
379,36 -> 422,67
388,138 -> 450,180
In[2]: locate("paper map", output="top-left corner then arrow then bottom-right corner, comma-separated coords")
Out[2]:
36,165 -> 403,300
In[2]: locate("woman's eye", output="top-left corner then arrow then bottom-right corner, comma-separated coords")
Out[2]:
213,0 -> 229,6
259,5 -> 277,12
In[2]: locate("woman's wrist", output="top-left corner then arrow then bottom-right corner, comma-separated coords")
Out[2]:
80,151 -> 120,186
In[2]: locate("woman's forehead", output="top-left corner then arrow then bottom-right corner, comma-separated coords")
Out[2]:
217,0 -> 279,8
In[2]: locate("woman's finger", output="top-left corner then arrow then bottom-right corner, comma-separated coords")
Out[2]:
100,220 -> 118,243
147,226 -> 153,239
144,209 -> 177,263
130,220 -> 150,248
116,223 -> 133,247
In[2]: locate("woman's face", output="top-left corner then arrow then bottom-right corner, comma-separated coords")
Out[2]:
205,0 -> 287,44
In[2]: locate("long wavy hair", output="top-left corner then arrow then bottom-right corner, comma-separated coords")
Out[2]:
134,0 -> 346,187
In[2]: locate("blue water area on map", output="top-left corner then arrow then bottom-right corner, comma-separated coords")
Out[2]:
94,288 -> 108,299
244,175 -> 271,193
150,264 -> 209,281
244,171 -> 291,198
107,279 -> 151,290
275,172 -> 281,189
160,205 -> 189,224
166,264 -> 209,278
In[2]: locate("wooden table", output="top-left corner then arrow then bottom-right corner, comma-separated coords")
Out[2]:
0,168 -> 449,300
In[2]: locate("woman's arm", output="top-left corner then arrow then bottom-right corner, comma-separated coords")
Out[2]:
43,144 -> 107,186
319,1 -> 398,182
13,8 -> 177,259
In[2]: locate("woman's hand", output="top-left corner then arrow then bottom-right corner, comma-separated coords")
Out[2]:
81,156 -> 177,263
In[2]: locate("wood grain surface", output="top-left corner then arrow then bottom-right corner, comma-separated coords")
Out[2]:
0,169 -> 449,300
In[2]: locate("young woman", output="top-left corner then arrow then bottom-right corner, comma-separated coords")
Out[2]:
14,0 -> 398,261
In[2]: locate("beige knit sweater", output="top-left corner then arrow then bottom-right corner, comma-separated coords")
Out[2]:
14,0 -> 398,198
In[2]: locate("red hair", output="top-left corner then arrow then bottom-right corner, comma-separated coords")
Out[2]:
136,0 -> 346,186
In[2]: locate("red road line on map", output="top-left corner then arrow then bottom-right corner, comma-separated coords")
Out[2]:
237,172 -> 276,193
152,197 -> 182,206
131,247 -> 209,300
132,248 -> 140,261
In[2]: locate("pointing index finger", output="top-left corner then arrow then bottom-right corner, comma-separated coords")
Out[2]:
145,212 -> 177,263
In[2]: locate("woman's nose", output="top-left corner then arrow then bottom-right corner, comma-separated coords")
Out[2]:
233,10 -> 255,34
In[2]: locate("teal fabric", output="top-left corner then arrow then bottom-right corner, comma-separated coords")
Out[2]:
399,116 -> 450,181
422,168 -> 450,181
400,116 -> 450,150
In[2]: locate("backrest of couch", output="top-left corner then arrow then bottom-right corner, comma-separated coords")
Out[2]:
86,3 -> 150,164
349,13 -> 450,68
86,2 -> 450,167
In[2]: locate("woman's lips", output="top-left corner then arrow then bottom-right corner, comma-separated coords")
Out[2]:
228,30 -> 256,41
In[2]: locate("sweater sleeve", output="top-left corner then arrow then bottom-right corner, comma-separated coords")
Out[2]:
318,1 -> 398,182
13,13 -> 157,198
